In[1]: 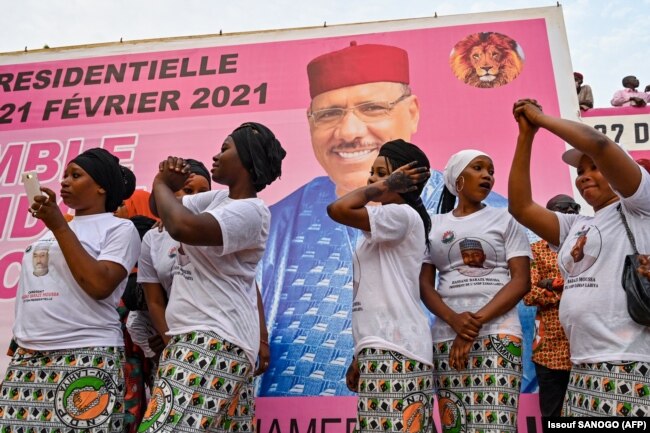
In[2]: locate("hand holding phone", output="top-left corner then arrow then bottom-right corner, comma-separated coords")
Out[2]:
22,171 -> 43,206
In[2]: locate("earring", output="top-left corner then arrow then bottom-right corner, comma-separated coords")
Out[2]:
456,176 -> 465,193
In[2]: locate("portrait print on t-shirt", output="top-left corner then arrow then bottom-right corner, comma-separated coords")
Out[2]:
448,237 -> 497,277
560,225 -> 601,277
31,243 -> 51,277
171,243 -> 194,283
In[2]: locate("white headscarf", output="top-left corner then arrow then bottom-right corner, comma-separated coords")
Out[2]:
443,149 -> 492,196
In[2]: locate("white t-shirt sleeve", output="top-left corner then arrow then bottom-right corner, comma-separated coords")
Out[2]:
208,200 -> 266,256
503,214 -> 533,260
137,229 -> 159,283
422,214 -> 442,265
98,222 -> 141,274
365,204 -> 416,244
619,166 -> 650,216
182,190 -> 218,214
557,212 -> 582,248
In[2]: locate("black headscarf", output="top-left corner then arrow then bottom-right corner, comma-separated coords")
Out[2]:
122,166 -> 136,201
129,215 -> 157,240
378,139 -> 432,250
71,148 -> 135,212
230,122 -> 287,192
184,158 -> 211,189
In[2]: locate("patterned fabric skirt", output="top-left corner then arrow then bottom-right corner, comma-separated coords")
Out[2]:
432,334 -> 522,433
355,348 -> 433,433
119,300 -> 154,433
563,360 -> 650,416
137,330 -> 254,433
0,345 -> 125,432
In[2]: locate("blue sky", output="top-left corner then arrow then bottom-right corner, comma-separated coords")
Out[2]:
1,0 -> 649,107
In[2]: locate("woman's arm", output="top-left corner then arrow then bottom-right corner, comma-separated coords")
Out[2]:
419,263 -> 481,341
516,100 -> 642,197
420,263 -> 480,369
327,162 -> 429,231
255,284 -> 270,376
34,188 -> 131,300
142,282 -> 170,344
153,157 -> 224,246
508,101 -> 561,245
474,256 -> 531,325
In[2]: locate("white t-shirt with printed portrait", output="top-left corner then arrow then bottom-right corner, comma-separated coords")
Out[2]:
14,213 -> 141,350
424,206 -> 532,343
138,228 -> 180,297
128,228 -> 181,357
555,168 -> 650,364
352,204 -> 433,366
164,190 -> 268,365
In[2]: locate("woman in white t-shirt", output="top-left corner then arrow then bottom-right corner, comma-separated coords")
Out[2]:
127,159 -> 211,363
0,148 -> 141,432
420,149 -> 531,433
327,139 -> 434,433
510,99 -> 650,417
138,122 -> 286,433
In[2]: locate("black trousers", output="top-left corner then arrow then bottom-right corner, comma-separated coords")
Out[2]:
534,362 -> 571,417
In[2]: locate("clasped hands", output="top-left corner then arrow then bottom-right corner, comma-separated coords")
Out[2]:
449,311 -> 482,371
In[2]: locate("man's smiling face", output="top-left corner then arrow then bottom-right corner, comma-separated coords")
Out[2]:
308,81 -> 419,196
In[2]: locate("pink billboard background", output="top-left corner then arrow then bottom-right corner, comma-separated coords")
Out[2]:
0,8 -> 578,428
0,17 -> 572,292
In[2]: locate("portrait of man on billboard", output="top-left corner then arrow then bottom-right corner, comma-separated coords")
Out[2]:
258,41 -> 510,396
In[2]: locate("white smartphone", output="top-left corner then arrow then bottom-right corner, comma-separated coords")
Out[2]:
21,171 -> 42,206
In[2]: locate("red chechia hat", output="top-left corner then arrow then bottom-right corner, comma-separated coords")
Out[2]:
307,41 -> 410,98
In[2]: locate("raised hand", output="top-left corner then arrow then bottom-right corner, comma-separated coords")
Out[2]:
513,99 -> 543,134
385,161 -> 430,194
29,187 -> 67,232
156,156 -> 191,192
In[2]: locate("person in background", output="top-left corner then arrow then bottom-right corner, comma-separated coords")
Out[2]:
574,72 -> 593,111
138,122 -> 285,432
611,75 -> 650,107
119,215 -> 157,433
131,159 -> 211,362
509,98 -> 650,416
523,194 -> 580,418
420,149 -> 531,433
0,148 -> 141,432
327,139 -> 434,432
115,189 -> 159,220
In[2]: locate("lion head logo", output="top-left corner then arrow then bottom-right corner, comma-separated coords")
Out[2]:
450,32 -> 525,88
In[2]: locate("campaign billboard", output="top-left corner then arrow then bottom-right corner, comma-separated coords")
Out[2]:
0,6 -> 578,431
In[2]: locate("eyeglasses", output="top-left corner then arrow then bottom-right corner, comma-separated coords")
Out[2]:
552,202 -> 581,214
308,93 -> 411,127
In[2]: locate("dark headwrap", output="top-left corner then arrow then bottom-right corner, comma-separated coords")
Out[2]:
122,167 -> 136,200
184,158 -> 212,189
129,215 -> 157,240
71,148 -> 135,212
230,122 -> 287,192
378,139 -> 432,250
